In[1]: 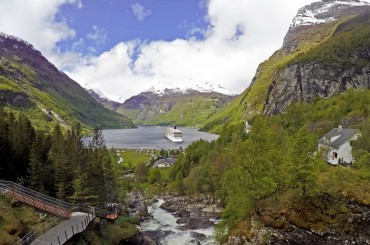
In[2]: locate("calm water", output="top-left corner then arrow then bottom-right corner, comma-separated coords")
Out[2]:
83,126 -> 218,149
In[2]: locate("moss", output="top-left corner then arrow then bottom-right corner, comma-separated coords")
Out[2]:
100,223 -> 139,245
0,230 -> 18,245
0,195 -> 44,243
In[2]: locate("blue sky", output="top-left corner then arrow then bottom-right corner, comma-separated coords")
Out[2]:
58,0 -> 208,55
0,0 -> 351,101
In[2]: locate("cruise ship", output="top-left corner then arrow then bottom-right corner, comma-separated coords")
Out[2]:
165,126 -> 183,142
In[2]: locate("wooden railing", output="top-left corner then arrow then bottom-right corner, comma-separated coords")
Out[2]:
0,180 -> 118,245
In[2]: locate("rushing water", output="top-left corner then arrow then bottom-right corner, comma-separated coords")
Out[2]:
141,199 -> 216,245
83,125 -> 218,149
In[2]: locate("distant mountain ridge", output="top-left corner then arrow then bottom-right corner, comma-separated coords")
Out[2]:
88,86 -> 233,128
202,0 -> 370,132
0,32 -> 134,130
145,81 -> 231,96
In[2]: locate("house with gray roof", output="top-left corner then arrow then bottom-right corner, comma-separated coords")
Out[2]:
152,157 -> 175,168
318,125 -> 360,165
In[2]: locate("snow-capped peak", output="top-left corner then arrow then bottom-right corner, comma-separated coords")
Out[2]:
86,88 -> 112,100
289,0 -> 370,30
145,81 -> 231,96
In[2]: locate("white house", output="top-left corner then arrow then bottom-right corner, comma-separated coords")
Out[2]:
318,125 -> 360,165
152,157 -> 175,168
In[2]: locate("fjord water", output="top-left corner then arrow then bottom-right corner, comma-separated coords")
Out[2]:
84,125 -> 218,149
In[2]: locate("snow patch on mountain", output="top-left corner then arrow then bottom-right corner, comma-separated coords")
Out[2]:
88,88 -> 108,100
85,81 -> 232,103
145,81 -> 232,96
289,0 -> 370,30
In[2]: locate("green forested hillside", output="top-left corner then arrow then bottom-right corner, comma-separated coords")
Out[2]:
145,94 -> 231,127
165,90 -> 370,242
115,91 -> 233,127
0,34 -> 134,132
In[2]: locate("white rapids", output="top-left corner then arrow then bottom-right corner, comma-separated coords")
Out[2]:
140,199 -> 217,245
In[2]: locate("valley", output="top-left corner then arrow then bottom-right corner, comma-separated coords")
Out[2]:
2,0 -> 370,244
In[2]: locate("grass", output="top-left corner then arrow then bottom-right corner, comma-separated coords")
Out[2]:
0,194 -> 44,244
101,223 -> 139,244
114,149 -> 159,169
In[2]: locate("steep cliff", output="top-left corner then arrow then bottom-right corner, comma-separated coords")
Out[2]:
265,12 -> 370,114
203,0 -> 370,132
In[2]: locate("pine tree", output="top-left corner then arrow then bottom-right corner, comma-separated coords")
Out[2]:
91,126 -> 105,149
28,137 -> 45,193
0,109 -> 12,180
289,127 -> 318,195
49,124 -> 70,200
69,165 -> 94,203
86,128 -> 116,206
221,116 -> 280,224
9,114 -> 35,180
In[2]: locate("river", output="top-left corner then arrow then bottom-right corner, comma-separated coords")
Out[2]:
141,199 -> 217,245
83,125 -> 218,149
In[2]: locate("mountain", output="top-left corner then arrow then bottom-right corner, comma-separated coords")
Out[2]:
87,88 -> 122,111
203,0 -> 370,132
0,33 -> 134,131
89,86 -> 233,128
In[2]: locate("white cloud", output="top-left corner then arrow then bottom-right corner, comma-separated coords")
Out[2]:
67,0 -> 316,101
87,25 -> 108,46
2,0 -> 364,103
0,0 -> 82,68
131,2 -> 152,21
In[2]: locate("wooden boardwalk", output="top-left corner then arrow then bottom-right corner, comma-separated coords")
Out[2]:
5,189 -> 72,218
0,180 -> 118,245
31,212 -> 95,245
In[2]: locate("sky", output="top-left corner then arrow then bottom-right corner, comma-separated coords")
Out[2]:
0,0 -> 330,101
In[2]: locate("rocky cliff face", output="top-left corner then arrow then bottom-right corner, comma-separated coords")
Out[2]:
224,194 -> 370,245
261,2 -> 370,115
265,62 -> 370,114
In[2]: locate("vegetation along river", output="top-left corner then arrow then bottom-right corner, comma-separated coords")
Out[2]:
83,125 -> 219,149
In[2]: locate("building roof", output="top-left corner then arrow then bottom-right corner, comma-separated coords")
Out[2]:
153,157 -> 175,167
318,127 -> 360,148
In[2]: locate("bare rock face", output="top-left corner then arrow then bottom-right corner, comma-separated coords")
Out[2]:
264,62 -> 370,114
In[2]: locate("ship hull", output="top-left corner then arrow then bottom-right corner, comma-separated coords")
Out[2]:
165,134 -> 183,142
165,126 -> 183,142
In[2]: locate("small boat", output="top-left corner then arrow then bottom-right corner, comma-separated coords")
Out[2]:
165,125 -> 183,142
